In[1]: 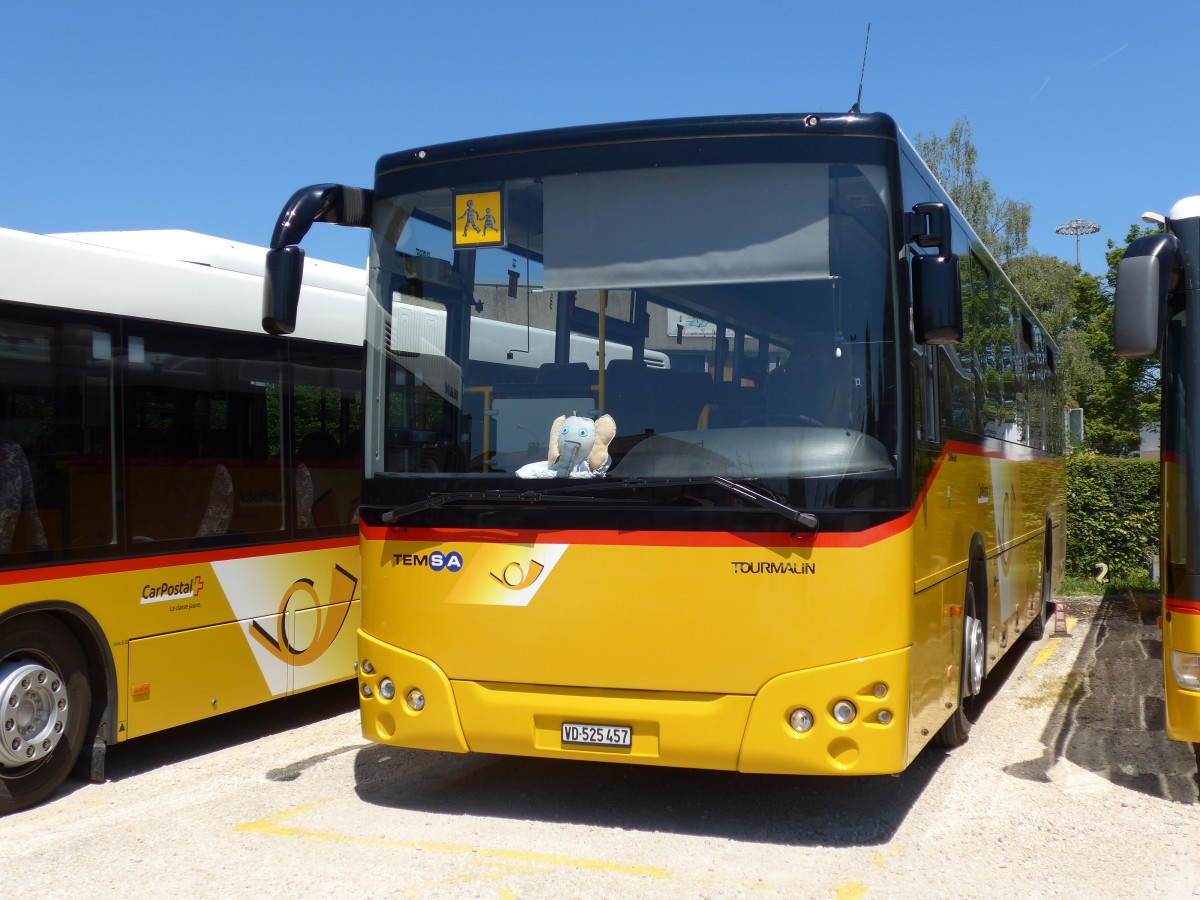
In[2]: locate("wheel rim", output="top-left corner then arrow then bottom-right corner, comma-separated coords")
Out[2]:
964,613 -> 985,697
0,658 -> 68,768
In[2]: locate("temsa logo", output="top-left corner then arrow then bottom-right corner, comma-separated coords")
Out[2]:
249,564 -> 357,666
392,550 -> 464,572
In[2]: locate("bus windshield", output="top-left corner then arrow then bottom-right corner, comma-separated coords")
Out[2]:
366,155 -> 901,511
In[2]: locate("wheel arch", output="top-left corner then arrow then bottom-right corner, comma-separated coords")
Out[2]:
1044,512 -> 1055,587
967,531 -> 989,634
0,602 -> 117,747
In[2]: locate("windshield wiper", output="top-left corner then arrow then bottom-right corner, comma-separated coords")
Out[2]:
706,476 -> 819,530
529,476 -> 819,529
380,488 -> 644,524
380,476 -> 817,530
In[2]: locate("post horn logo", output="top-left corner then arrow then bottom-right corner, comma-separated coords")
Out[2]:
250,564 -> 357,665
489,559 -> 545,591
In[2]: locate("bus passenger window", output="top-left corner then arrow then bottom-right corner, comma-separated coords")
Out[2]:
125,328 -> 284,546
0,317 -> 116,566
292,344 -> 363,536
0,440 -> 47,556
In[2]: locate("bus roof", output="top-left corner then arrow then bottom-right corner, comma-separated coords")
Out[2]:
375,112 -> 899,178
0,227 -> 365,345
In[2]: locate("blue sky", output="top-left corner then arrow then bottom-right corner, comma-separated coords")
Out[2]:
3,1 -> 1197,279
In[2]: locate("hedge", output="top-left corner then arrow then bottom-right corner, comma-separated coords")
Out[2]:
1065,455 -> 1159,579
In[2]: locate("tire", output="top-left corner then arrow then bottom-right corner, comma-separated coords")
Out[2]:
934,576 -> 985,748
0,614 -> 91,815
1023,535 -> 1052,641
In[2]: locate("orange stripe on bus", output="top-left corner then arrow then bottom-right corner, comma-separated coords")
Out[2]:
0,536 -> 357,587
1165,598 -> 1200,615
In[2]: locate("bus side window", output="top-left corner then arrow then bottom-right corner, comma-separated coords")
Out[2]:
125,328 -> 285,547
292,344 -> 363,536
0,316 -> 116,566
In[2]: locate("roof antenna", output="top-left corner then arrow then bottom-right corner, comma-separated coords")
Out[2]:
850,23 -> 871,114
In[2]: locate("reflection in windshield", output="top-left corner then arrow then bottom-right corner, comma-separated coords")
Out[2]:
367,156 -> 902,511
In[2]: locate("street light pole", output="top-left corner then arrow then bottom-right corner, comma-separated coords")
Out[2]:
1055,218 -> 1101,269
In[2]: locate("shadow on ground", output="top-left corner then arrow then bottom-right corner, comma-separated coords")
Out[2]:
1005,592 -> 1200,803
99,681 -> 358,783
352,741 -> 945,848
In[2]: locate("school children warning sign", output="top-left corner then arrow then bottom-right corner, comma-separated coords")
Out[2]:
452,189 -> 504,248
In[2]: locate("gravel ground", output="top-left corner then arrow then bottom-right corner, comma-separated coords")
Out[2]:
5,592 -> 1199,898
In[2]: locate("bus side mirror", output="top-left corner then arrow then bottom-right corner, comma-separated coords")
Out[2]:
261,183 -> 374,336
1114,233 -> 1179,358
912,254 -> 963,345
906,202 -> 962,344
263,245 -> 304,335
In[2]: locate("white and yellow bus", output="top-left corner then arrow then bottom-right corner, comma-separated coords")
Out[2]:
0,228 -> 365,813
264,113 -> 1066,776
1114,196 -> 1200,741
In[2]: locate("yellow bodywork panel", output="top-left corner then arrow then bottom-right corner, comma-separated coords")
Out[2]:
128,617 -> 273,737
1164,609 -> 1200,741
364,533 -> 914,697
0,540 -> 360,742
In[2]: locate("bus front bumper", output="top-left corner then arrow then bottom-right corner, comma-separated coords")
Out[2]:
357,630 -> 912,775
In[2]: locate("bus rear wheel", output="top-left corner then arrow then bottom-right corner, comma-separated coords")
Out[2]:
0,614 -> 91,815
935,578 -> 985,748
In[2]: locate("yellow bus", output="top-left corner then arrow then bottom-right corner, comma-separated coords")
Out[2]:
1114,196 -> 1200,741
0,228 -> 364,813
264,112 -> 1066,775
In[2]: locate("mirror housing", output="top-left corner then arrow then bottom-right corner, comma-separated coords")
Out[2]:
907,202 -> 952,256
262,183 -> 374,336
906,202 -> 962,344
1114,232 -> 1180,358
912,254 -> 963,345
263,245 -> 305,335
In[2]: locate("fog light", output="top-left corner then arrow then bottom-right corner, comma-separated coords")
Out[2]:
873,682 -> 888,699
877,710 -> 893,725
361,659 -> 375,675
406,688 -> 426,711
1171,651 -> 1200,692
789,708 -> 814,733
379,678 -> 396,700
832,700 -> 857,724
361,684 -> 373,698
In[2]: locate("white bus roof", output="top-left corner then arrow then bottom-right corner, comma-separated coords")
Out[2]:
0,227 -> 366,345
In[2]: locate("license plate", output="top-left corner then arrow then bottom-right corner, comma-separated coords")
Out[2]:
561,722 -> 632,748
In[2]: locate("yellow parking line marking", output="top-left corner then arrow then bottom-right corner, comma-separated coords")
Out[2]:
1032,643 -> 1059,667
235,803 -> 670,879
833,882 -> 869,899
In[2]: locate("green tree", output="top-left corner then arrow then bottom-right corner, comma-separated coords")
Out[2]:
915,118 -> 1161,456
1058,224 -> 1161,455
1005,253 -> 1099,415
914,118 -> 1031,262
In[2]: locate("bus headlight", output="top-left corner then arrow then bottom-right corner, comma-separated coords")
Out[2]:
378,678 -> 396,701
832,700 -> 857,724
1170,651 -> 1200,692
406,688 -> 426,711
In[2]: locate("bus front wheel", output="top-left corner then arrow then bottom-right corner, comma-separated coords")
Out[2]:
934,577 -> 985,748
0,614 -> 91,815
1023,530 -> 1053,641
